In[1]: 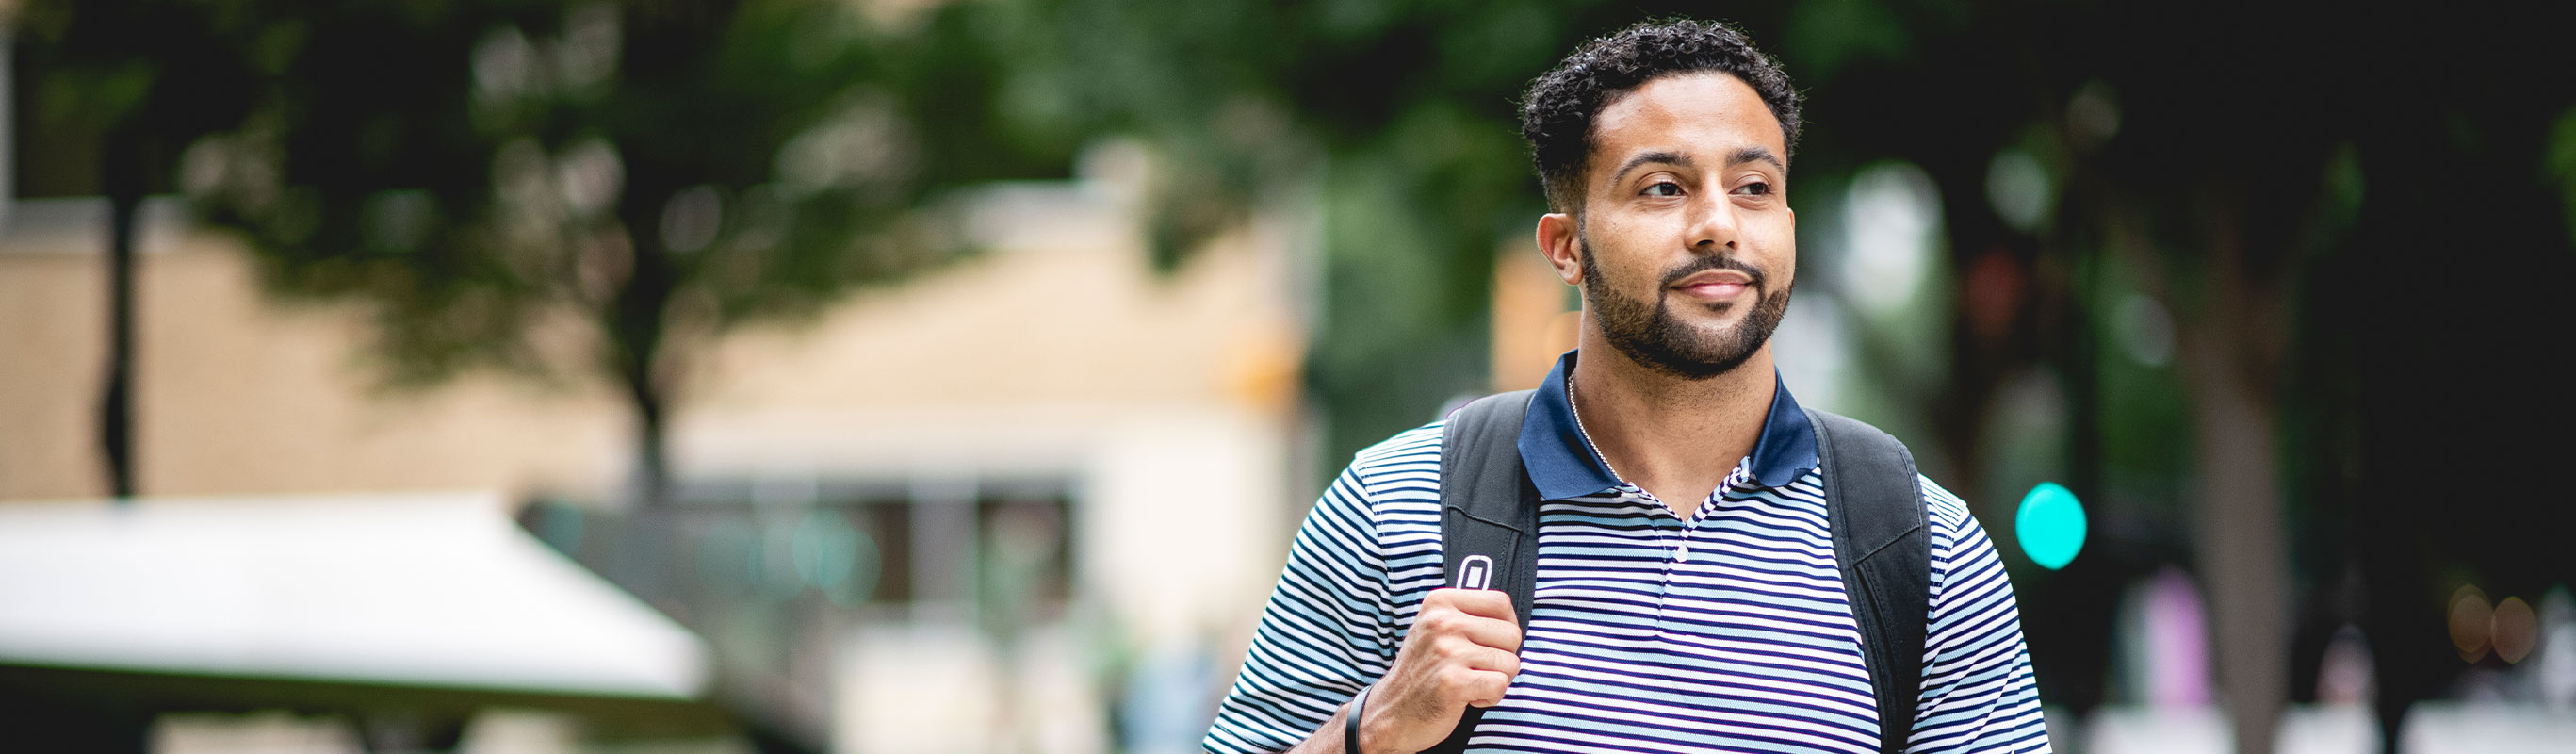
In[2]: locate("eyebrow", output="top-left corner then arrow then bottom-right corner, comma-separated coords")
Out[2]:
1608,146 -> 1785,185
1727,145 -> 1785,172
1609,151 -> 1691,185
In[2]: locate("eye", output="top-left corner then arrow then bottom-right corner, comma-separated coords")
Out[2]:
1734,180 -> 1773,196
1642,181 -> 1684,197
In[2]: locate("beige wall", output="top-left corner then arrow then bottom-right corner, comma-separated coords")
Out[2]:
0,201 -> 626,501
0,188 -> 1305,514
690,186 -> 1301,425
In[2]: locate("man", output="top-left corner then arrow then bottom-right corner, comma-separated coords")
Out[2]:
1203,18 -> 2048,754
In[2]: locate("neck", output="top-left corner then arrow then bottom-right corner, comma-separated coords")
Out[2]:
1568,337 -> 1776,516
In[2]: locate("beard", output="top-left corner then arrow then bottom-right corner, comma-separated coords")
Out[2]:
1579,231 -> 1791,381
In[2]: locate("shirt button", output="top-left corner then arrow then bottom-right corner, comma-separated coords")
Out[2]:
1675,544 -> 1690,562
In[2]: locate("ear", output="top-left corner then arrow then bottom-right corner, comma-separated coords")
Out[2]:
1537,212 -> 1583,286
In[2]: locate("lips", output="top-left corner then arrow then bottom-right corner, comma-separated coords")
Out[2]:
1669,270 -> 1754,299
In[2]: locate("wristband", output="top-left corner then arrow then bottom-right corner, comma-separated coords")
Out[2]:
1345,683 -> 1372,754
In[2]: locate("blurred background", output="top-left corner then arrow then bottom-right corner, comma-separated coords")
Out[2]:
4,0 -> 2574,752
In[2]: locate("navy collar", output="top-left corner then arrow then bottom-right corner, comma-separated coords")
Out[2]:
1515,350 -> 1820,500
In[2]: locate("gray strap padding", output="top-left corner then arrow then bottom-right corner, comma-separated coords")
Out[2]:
1426,389 -> 1537,754
1806,408 -> 1931,754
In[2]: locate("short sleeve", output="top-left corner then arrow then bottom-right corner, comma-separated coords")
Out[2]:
1202,462 -> 1398,753
1904,476 -> 2053,754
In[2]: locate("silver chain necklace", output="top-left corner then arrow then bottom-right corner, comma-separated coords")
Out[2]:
1565,370 -> 1629,488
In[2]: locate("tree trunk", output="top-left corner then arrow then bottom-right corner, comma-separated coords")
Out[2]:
2182,342 -> 2288,754
628,368 -> 671,509
611,212 -> 680,510
2171,193 -> 2295,754
100,127 -> 142,500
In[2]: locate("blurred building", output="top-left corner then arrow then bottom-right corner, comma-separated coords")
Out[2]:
0,148 -> 1309,752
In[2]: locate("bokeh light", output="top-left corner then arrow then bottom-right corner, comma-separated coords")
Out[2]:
2493,596 -> 2538,664
2450,584 -> 2493,663
2014,482 -> 2087,570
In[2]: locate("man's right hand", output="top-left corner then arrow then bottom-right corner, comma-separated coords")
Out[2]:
1349,588 -> 1523,754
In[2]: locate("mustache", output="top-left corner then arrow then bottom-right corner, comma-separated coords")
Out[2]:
1657,254 -> 1767,290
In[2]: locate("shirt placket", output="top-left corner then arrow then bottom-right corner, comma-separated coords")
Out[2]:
1652,465 -> 1743,638
1675,462 -> 1751,564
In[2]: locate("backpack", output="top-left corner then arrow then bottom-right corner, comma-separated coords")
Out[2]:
1426,389 -> 1931,754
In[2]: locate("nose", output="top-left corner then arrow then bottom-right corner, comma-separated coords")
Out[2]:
1687,189 -> 1738,253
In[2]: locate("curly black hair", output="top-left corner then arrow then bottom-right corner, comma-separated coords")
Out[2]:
1520,19 -> 1802,214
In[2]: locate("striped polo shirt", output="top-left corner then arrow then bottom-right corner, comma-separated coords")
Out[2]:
1204,351 -> 2050,754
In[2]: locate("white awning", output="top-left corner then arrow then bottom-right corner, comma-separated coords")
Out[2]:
0,491 -> 706,699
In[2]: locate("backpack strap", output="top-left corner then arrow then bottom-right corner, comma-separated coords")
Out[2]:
1426,389 -> 1539,754
1806,408 -> 1932,754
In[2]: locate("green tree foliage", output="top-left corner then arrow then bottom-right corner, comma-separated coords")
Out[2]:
81,0 -> 1078,505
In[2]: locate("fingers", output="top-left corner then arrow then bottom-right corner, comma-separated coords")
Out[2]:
1421,625 -> 1519,694
1430,587 -> 1518,623
1460,645 -> 1521,677
1423,589 -> 1523,653
1453,667 -> 1514,709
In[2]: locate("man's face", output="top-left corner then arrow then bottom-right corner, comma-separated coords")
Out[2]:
1557,72 -> 1795,380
